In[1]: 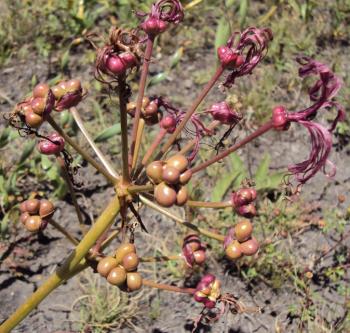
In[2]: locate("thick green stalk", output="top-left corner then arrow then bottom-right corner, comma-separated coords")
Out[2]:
0,195 -> 120,332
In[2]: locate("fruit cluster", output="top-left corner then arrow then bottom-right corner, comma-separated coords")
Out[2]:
146,154 -> 192,207
16,80 -> 83,129
224,220 -> 259,260
127,96 -> 160,125
193,274 -> 221,309
182,234 -> 206,267
19,199 -> 55,232
231,187 -> 257,218
97,243 -> 142,291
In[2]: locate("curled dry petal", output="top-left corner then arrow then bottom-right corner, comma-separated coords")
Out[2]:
221,27 -> 273,88
272,58 -> 345,184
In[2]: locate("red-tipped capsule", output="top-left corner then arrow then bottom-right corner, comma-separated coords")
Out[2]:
38,133 -> 65,155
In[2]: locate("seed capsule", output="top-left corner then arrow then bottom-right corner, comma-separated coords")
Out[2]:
25,199 -> 40,214
31,98 -> 46,115
146,161 -> 164,184
225,241 -> 242,260
126,272 -> 143,291
39,200 -> 55,219
107,266 -> 127,286
115,243 -> 136,264
179,170 -> 192,184
122,252 -> 139,272
240,237 -> 259,256
25,110 -> 43,128
166,154 -> 188,173
154,182 -> 177,207
162,165 -> 180,184
33,83 -> 50,98
194,250 -> 206,265
234,220 -> 253,242
176,186 -> 188,206
66,79 -> 81,93
25,215 -> 42,232
51,85 -> 66,100
97,256 -> 118,277
20,212 -> 30,225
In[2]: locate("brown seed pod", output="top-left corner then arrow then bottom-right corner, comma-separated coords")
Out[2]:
146,161 -> 164,184
179,170 -> 192,184
234,220 -> 253,243
31,98 -> 46,115
25,199 -> 40,214
225,240 -> 242,260
154,182 -> 177,207
166,154 -> 188,172
33,83 -> 50,98
97,256 -> 118,277
240,237 -> 259,256
162,165 -> 180,184
126,272 -> 143,291
25,215 -> 42,232
39,200 -> 55,219
20,212 -> 30,225
115,243 -> 136,264
193,250 -> 206,265
25,110 -> 43,128
122,252 -> 139,272
107,266 -> 127,286
176,186 -> 188,206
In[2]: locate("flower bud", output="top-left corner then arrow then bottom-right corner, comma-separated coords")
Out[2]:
38,133 -> 65,155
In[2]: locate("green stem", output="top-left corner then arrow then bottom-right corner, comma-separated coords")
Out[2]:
0,195 -> 120,332
47,115 -> 117,184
